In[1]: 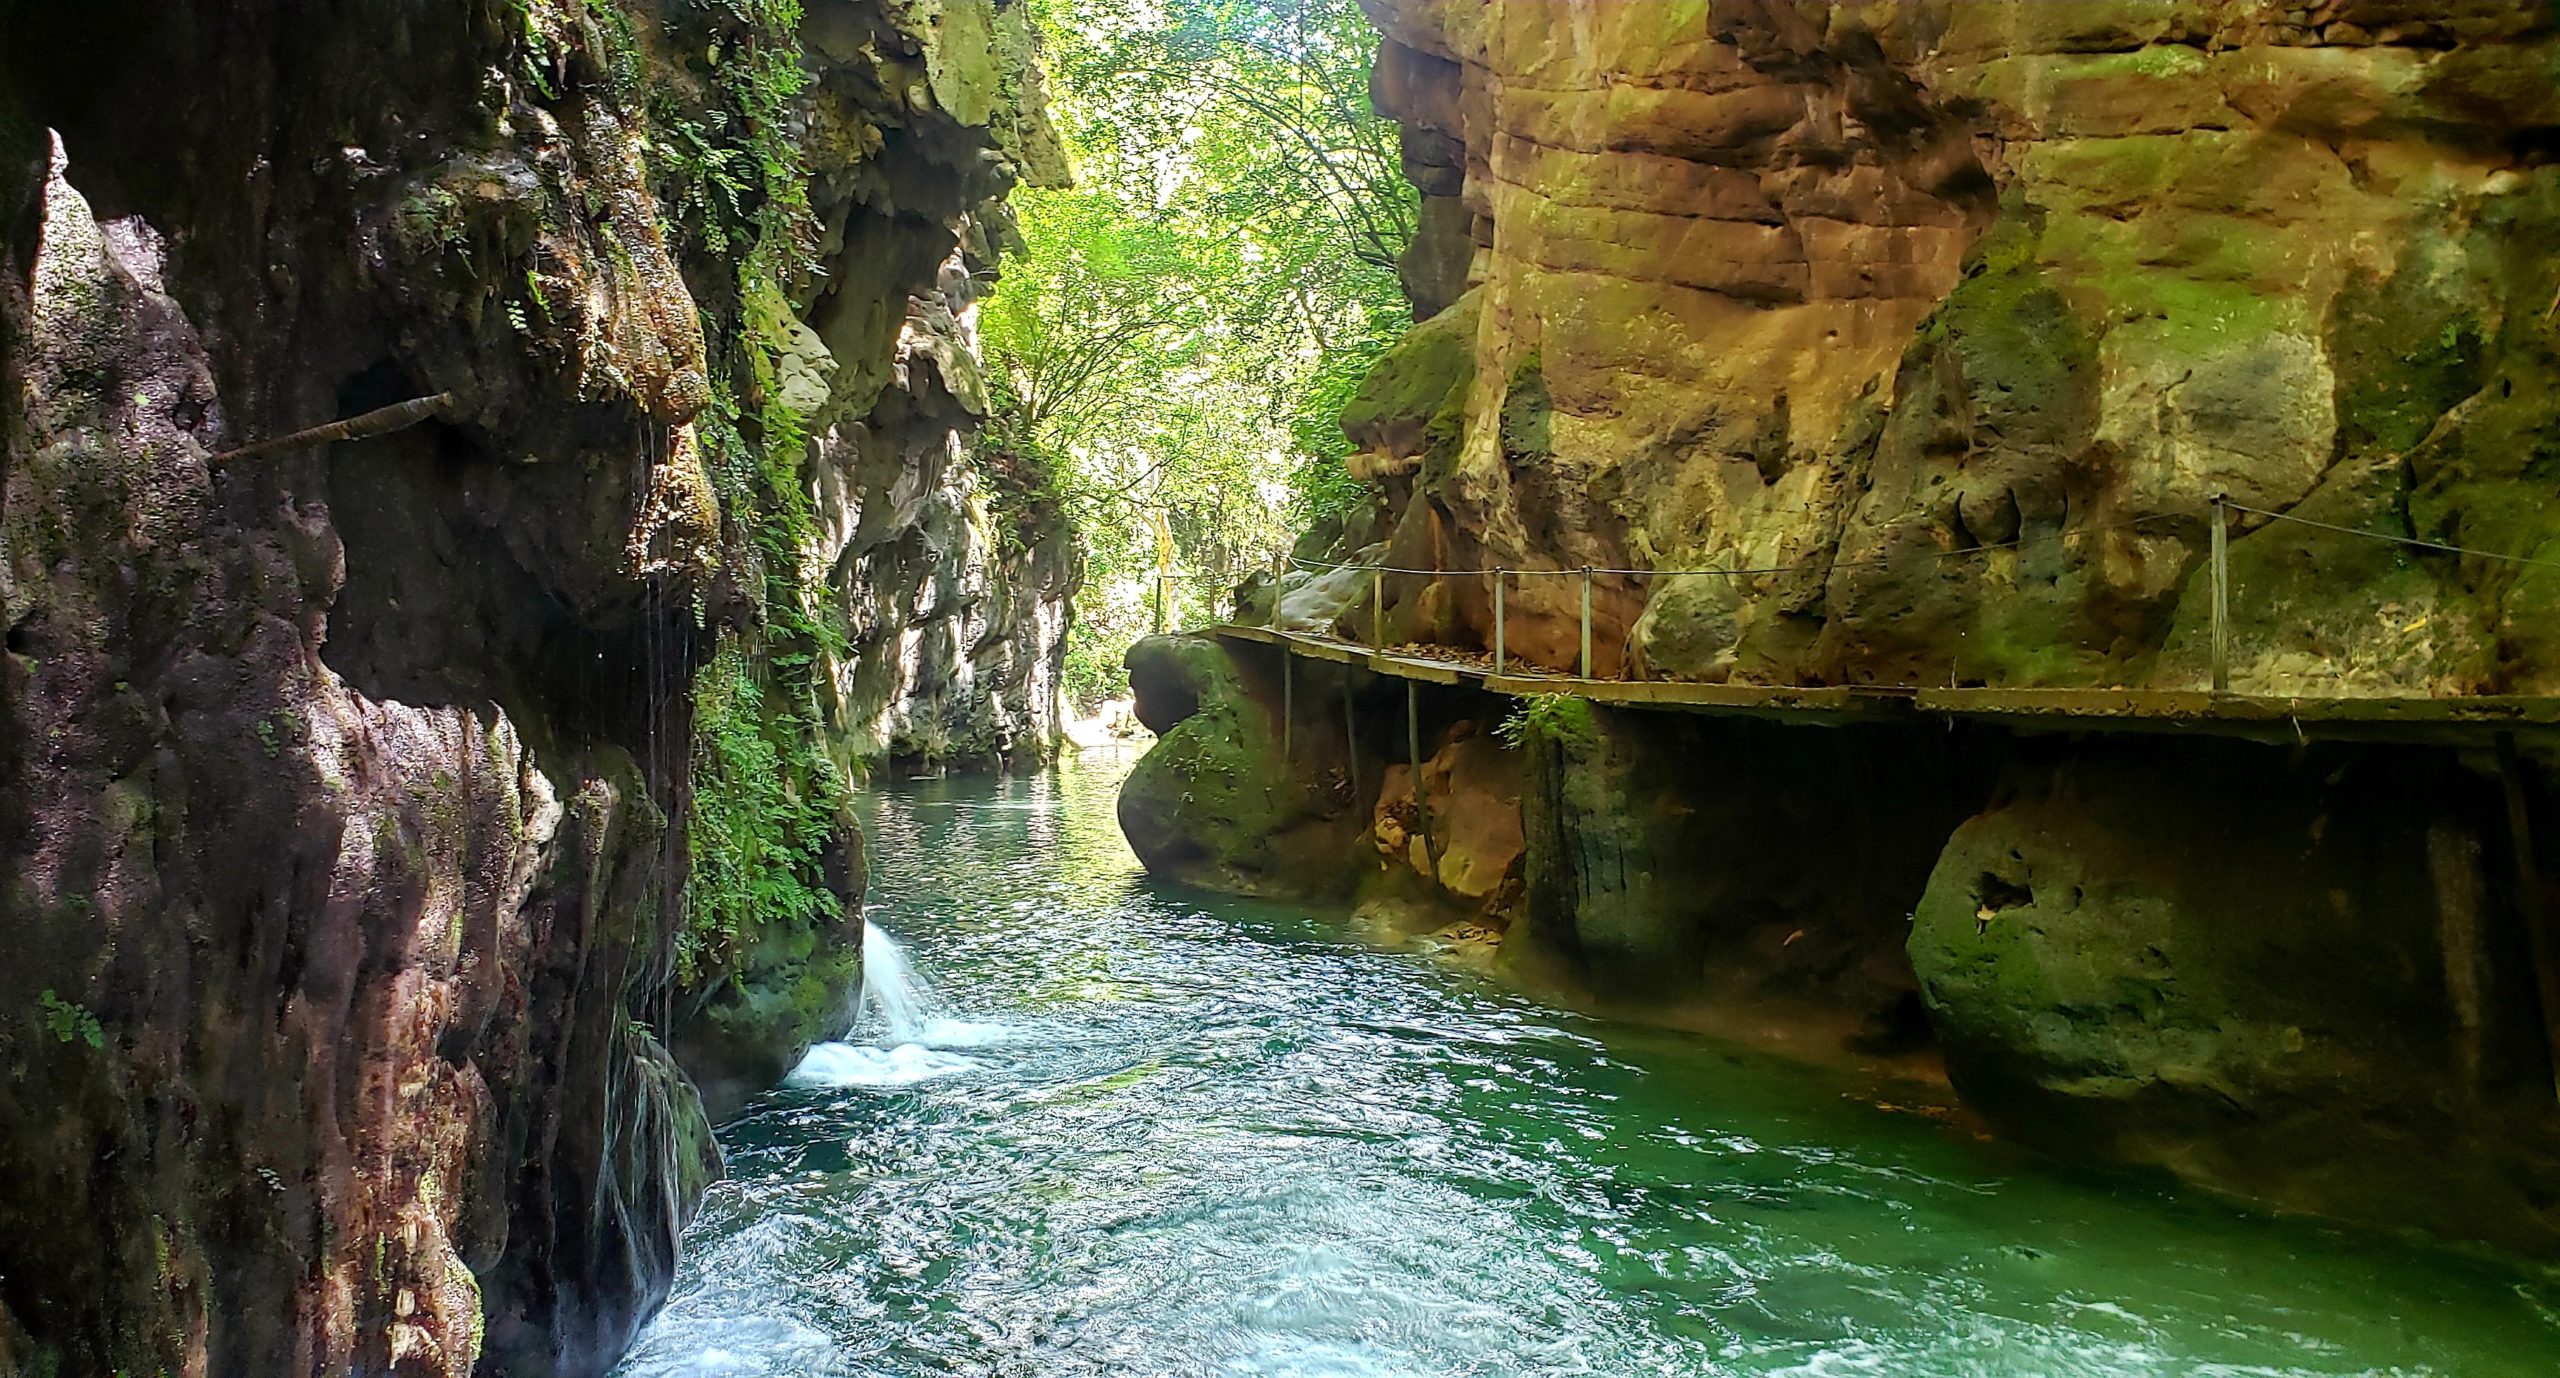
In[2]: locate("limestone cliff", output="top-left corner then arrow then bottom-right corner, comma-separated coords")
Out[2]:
1338,0 -> 2560,693
0,2 -> 1063,1375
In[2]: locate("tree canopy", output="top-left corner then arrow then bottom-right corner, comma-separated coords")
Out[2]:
979,0 -> 1413,710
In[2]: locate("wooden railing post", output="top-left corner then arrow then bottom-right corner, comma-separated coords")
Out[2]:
1342,674 -> 1362,805
1493,570 -> 1506,674
2210,493 -> 2231,694
1580,566 -> 1595,680
2498,733 -> 2560,1108
1371,568 -> 1385,649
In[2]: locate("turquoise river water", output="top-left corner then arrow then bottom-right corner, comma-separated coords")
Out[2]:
615,754 -> 2560,1378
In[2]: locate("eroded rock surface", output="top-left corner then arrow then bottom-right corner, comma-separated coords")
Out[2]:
1117,636 -> 1350,895
1129,0 -> 2560,1257
1910,737 -> 2560,1252
1339,0 -> 2560,693
0,2 -> 1065,1373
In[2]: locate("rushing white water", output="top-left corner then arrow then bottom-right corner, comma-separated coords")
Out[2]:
857,917 -> 934,1042
786,921 -> 1007,1089
626,761 -> 2560,1378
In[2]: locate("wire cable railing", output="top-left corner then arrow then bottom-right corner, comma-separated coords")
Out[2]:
1148,494 -> 2560,697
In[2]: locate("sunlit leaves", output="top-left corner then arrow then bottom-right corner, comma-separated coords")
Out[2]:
985,0 -> 1414,707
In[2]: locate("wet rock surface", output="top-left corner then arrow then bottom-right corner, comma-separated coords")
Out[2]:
0,2 -> 1064,1373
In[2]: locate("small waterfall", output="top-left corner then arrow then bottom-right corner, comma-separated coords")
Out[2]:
787,921 -> 1004,1090
858,920 -> 936,1045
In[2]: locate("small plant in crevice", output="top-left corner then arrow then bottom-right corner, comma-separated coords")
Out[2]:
37,990 -> 103,1049
1495,693 -> 1596,750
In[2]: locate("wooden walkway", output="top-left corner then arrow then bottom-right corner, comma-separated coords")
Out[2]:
1207,624 -> 2560,747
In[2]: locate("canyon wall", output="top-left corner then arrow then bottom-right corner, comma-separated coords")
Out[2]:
1127,0 -> 2560,1255
1337,0 -> 2560,693
0,2 -> 1065,1375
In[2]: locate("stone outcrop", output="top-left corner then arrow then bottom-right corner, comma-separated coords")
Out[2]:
1117,636 -> 1352,895
1909,735 -> 2560,1255
0,2 -> 1063,1374
1339,0 -> 2560,694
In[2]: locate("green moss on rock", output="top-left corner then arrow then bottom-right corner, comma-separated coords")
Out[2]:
1341,292 -> 1479,460
1909,738 -> 2560,1254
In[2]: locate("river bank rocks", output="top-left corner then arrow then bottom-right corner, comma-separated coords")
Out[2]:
0,1 -> 1062,1373
1118,636 -> 2560,1253
1114,0 -> 2560,1259
1910,736 -> 2560,1255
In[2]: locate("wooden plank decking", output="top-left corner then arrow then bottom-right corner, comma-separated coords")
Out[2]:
1206,624 -> 2560,746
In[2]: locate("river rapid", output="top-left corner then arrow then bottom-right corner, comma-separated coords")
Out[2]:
614,754 -> 2560,1378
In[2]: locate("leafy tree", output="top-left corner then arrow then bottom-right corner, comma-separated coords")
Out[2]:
983,0 -> 1414,711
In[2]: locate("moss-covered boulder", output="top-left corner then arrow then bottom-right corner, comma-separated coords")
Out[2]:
1340,291 -> 1478,462
1117,636 -> 1352,895
1909,737 -> 2560,1254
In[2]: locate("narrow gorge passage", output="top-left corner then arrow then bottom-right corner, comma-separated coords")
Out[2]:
615,756 -> 2560,1378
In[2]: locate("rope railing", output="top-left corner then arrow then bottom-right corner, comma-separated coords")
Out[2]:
2226,501 -> 2560,573
1149,495 -> 2560,694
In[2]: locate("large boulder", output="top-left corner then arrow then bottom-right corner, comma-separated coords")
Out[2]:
1909,737 -> 2560,1253
1117,636 -> 1353,895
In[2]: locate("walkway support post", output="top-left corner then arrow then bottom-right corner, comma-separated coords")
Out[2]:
1281,652 -> 1293,765
1580,567 -> 1595,680
2210,493 -> 2231,694
1342,675 -> 1361,806
1372,569 -> 1385,649
1407,680 -> 1431,872
1493,570 -> 1506,674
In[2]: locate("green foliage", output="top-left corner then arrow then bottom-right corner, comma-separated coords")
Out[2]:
684,641 -> 846,982
1495,694 -> 1596,750
528,0 -> 846,985
985,0 -> 1416,710
37,990 -> 102,1049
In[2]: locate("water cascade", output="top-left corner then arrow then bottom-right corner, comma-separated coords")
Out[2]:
856,919 -> 937,1044
786,922 -> 1004,1089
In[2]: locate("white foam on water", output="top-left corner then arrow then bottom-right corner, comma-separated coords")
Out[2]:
784,922 -> 1007,1088
787,1041 -> 980,1088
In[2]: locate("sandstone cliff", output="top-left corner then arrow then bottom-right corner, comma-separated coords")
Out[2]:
1338,0 -> 2560,693
0,2 -> 1064,1374
1125,0 -> 2560,1259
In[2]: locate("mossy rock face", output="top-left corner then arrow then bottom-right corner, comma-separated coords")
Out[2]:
1340,292 -> 1479,460
1910,738 -> 2560,1254
1117,636 -> 1333,895
670,894 -> 864,1123
1126,635 -> 1300,886
1628,573 -> 1745,682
